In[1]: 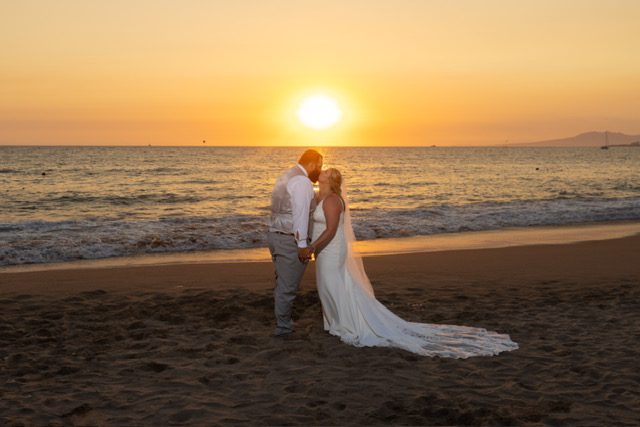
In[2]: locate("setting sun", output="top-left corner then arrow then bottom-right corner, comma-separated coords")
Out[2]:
296,95 -> 343,130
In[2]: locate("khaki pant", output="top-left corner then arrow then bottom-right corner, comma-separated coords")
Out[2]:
267,231 -> 307,335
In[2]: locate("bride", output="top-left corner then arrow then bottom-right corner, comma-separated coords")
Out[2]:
307,168 -> 518,358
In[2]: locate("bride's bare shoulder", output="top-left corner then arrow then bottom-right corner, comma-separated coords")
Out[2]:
322,193 -> 344,212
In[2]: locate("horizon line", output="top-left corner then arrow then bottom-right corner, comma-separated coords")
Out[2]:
0,143 -> 623,148
0,144 -> 588,148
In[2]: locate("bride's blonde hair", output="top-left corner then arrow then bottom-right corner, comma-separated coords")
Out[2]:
327,168 -> 342,197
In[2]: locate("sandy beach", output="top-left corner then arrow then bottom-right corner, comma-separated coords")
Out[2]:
1,233 -> 639,426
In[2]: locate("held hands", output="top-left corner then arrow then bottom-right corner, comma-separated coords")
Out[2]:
297,246 -> 316,263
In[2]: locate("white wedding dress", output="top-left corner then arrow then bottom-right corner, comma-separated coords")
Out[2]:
312,198 -> 518,358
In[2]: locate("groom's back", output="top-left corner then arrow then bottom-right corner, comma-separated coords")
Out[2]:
269,166 -> 306,234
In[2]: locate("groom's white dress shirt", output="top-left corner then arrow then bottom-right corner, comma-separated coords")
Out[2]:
287,164 -> 314,249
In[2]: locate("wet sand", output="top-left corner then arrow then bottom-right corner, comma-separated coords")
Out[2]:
1,234 -> 639,425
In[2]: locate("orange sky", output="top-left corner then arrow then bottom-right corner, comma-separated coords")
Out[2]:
1,1 -> 639,146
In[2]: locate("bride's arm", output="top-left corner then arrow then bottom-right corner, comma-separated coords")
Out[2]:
310,194 -> 343,255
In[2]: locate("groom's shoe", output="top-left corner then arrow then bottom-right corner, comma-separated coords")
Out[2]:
274,328 -> 295,338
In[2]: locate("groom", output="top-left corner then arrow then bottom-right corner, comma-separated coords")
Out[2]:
267,149 -> 323,337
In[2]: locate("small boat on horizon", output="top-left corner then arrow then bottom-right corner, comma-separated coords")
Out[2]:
601,131 -> 609,149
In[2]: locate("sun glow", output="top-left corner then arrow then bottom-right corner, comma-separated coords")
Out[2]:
296,95 -> 343,130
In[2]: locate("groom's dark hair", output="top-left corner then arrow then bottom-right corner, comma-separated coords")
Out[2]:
298,149 -> 323,165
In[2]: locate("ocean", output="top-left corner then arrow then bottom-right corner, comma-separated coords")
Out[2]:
1,146 -> 639,267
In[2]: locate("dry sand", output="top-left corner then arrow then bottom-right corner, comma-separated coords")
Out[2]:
1,234 -> 639,426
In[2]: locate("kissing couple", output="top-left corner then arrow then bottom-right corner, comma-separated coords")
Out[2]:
267,149 -> 518,358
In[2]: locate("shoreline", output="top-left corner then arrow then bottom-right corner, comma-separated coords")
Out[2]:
2,219 -> 640,275
1,226 -> 639,297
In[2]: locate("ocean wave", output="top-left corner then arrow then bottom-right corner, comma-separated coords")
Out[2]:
147,167 -> 187,174
39,193 -> 204,206
350,196 -> 640,239
613,182 -> 640,192
2,196 -> 640,267
181,179 -> 220,185
0,215 -> 268,266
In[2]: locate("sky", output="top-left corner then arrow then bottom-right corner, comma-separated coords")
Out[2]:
1,0 -> 639,146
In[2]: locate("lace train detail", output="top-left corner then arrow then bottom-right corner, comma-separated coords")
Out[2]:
313,199 -> 518,358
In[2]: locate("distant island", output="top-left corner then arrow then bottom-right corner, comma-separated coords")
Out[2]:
508,131 -> 640,147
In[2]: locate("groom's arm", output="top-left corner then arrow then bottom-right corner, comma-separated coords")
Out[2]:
288,176 -> 314,249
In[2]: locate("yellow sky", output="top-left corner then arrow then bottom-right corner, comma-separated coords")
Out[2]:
1,0 -> 639,146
